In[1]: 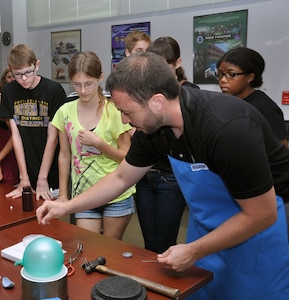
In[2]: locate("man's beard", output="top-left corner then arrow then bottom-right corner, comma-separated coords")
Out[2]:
143,112 -> 163,135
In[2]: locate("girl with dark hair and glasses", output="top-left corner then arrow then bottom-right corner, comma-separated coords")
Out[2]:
216,47 -> 288,148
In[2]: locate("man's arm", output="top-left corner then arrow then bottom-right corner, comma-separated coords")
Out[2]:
6,119 -> 31,198
157,187 -> 277,271
36,123 -> 58,200
36,160 -> 151,224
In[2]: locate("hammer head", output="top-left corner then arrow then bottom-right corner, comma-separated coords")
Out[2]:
82,256 -> 106,274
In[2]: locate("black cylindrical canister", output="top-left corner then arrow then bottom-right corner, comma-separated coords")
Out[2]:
22,186 -> 33,211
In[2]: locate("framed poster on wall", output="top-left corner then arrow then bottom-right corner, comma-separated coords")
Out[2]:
51,29 -> 81,82
193,10 -> 248,84
111,22 -> 150,69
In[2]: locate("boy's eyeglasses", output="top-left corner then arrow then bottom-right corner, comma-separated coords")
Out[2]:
12,65 -> 36,79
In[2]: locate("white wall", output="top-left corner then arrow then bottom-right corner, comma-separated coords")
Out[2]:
0,1 -> 13,69
6,0 -> 289,118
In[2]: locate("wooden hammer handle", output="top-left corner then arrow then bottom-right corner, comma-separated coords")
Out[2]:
95,265 -> 180,299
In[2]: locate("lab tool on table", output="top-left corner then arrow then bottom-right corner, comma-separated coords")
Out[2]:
64,242 -> 84,276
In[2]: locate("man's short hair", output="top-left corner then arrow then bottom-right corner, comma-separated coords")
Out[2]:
106,52 -> 180,105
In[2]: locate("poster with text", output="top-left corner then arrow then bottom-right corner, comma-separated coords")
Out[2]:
111,22 -> 150,69
193,10 -> 248,84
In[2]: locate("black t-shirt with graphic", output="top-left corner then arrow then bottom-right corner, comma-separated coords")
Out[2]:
0,76 -> 66,189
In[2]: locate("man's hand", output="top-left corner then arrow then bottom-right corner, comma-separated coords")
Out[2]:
157,244 -> 195,272
36,178 -> 54,200
36,200 -> 68,225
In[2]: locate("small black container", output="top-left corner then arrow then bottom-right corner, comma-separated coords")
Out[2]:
22,186 -> 33,211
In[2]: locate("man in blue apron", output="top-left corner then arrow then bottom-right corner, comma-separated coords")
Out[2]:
37,52 -> 289,299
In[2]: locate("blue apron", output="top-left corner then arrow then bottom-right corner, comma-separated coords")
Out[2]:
168,155 -> 289,300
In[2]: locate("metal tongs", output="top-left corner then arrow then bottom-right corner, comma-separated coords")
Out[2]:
64,242 -> 84,276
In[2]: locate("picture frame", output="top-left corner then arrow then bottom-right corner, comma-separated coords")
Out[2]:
193,10 -> 248,84
51,29 -> 81,83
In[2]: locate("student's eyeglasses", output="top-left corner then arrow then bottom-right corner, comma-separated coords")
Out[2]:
12,65 -> 36,79
71,81 -> 97,90
215,71 -> 248,80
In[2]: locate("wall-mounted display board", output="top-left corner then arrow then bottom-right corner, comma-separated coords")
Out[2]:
51,29 -> 81,83
193,10 -> 248,84
111,22 -> 150,69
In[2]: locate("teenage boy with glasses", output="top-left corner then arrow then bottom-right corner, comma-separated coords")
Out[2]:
0,44 -> 67,200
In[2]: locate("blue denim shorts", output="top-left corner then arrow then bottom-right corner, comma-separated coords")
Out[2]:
74,196 -> 134,219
